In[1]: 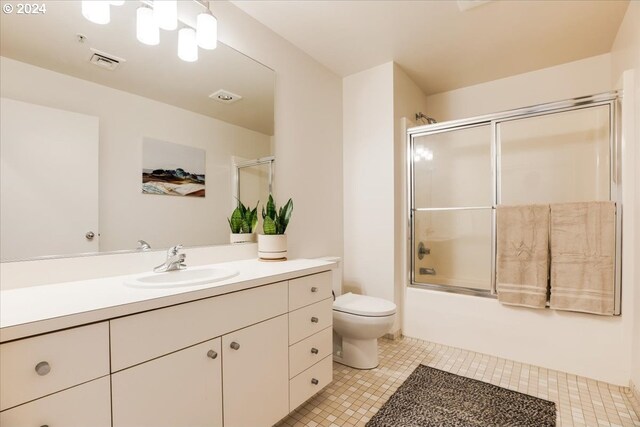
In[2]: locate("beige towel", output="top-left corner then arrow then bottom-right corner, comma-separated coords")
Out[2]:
496,205 -> 550,309
549,201 -> 616,315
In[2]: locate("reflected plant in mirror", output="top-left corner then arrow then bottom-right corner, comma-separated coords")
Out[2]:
0,0 -> 275,262
228,201 -> 259,244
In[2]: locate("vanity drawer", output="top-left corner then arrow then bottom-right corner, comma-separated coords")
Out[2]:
289,326 -> 333,378
289,355 -> 333,411
110,281 -> 287,371
289,298 -> 333,345
289,271 -> 333,311
0,322 -> 109,411
0,376 -> 111,427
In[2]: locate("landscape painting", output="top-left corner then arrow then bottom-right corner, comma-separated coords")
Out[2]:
142,138 -> 206,197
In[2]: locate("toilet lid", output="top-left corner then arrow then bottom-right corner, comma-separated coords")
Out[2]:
333,293 -> 397,317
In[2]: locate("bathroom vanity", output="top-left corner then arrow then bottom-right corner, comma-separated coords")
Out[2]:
0,258 -> 335,427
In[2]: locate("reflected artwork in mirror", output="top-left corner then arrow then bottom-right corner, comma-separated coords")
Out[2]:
0,0 -> 275,262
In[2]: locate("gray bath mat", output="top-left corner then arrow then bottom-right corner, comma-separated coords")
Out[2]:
366,365 -> 556,427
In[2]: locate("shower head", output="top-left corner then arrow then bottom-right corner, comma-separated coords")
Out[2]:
416,112 -> 437,125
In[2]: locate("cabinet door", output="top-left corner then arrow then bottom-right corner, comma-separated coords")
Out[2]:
0,376 -> 111,427
223,314 -> 289,427
112,338 -> 222,427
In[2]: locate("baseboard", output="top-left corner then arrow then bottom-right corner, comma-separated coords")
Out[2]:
383,330 -> 402,340
628,380 -> 640,416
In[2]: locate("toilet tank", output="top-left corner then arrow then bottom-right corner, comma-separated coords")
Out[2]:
318,256 -> 342,297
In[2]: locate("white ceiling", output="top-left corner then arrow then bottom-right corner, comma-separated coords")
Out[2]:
1,0 -> 275,135
232,0 -> 630,95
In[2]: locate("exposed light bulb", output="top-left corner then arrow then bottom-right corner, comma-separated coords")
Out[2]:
153,0 -> 178,31
81,1 -> 110,25
196,12 -> 217,50
109,0 -> 125,5
178,27 -> 198,62
136,6 -> 159,46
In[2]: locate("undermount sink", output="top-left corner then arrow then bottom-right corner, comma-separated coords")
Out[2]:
125,267 -> 239,289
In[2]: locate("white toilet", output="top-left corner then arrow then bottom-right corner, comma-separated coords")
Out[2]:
317,256 -> 397,370
333,292 -> 397,369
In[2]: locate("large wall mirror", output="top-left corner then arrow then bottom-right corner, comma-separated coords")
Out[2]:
0,0 -> 275,261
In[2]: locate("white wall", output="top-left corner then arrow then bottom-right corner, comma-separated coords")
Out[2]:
212,1 -> 343,261
1,57 -> 271,253
393,65 -> 429,330
610,1 -> 640,393
404,54 -> 637,386
343,62 -> 395,304
342,62 -> 427,332
0,1 -> 343,288
212,1 -> 342,257
426,53 -> 612,121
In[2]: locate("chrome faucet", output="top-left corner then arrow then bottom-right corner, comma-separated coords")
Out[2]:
137,240 -> 151,251
153,245 -> 186,273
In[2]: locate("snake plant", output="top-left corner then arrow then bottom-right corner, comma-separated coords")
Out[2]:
261,194 -> 293,235
228,200 -> 259,234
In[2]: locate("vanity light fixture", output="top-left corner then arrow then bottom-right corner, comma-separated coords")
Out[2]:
81,1 -> 112,25
137,5 -> 160,46
81,0 -> 217,63
178,27 -> 198,62
196,10 -> 217,50
153,0 -> 178,31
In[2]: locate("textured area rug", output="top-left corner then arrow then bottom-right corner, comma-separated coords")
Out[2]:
366,365 -> 556,427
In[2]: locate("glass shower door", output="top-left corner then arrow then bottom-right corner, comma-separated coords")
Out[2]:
498,105 -> 611,204
411,124 -> 494,292
409,100 -> 616,300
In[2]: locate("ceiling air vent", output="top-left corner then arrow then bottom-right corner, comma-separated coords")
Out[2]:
209,89 -> 243,104
88,48 -> 126,71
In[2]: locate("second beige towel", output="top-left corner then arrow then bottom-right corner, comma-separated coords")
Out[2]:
496,205 -> 550,309
549,201 -> 616,315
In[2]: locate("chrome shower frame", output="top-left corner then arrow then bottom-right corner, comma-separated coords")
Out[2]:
233,156 -> 275,203
406,91 -> 622,315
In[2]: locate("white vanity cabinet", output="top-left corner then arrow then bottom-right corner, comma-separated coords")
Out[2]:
111,315 -> 290,427
112,339 -> 223,427
0,321 -> 111,427
0,377 -> 111,427
222,315 -> 289,427
0,265 -> 335,427
287,271 -> 334,411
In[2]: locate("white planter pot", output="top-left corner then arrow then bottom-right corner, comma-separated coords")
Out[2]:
258,234 -> 287,260
230,233 -> 255,244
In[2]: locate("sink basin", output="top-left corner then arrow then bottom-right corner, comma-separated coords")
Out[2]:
125,267 -> 239,289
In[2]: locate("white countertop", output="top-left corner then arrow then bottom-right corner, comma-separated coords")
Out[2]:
0,258 -> 335,343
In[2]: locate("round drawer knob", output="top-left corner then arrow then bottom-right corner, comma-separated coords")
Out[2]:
311,317 -> 319,323
207,350 -> 218,359
311,287 -> 318,293
230,342 -> 240,350
311,347 -> 319,355
311,378 -> 319,385
35,361 -> 51,376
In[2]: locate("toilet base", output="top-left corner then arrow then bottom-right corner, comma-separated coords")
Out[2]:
333,337 -> 379,369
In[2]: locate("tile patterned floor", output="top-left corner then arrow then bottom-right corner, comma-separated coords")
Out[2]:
277,337 -> 640,427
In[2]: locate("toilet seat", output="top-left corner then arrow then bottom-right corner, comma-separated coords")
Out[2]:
333,292 -> 396,317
